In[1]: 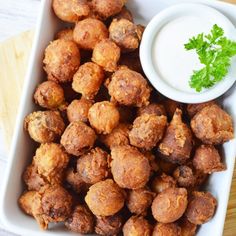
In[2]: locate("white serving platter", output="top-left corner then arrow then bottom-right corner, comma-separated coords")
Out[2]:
0,0 -> 235,236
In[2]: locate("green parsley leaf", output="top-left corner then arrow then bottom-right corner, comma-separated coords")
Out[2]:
185,24 -> 236,92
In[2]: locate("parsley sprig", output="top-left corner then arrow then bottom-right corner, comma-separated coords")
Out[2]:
184,24 -> 236,92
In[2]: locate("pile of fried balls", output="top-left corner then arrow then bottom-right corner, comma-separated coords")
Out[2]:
18,0 -> 234,235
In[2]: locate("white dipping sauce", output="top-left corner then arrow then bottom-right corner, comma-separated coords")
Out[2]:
153,16 -> 214,93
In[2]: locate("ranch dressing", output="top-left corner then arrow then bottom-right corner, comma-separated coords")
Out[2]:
153,16 -> 214,93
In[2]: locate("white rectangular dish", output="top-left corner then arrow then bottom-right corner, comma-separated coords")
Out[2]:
0,0 -> 235,235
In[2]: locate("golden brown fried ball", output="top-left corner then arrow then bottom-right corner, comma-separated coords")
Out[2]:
162,99 -> 183,119
152,223 -> 181,236
77,147 -> 109,184
65,205 -> 94,233
61,121 -> 96,156
126,187 -> 155,216
24,111 -> 65,143
43,39 -> 80,83
187,101 -> 216,118
151,188 -> 188,223
100,123 -> 130,149
137,103 -> 166,117
88,101 -> 120,134
95,214 -> 123,236
109,19 -> 142,52
111,145 -> 151,189
129,114 -> 167,150
52,0 -> 90,23
114,6 -> 133,22
34,81 -> 65,109
91,0 -> 125,19
67,98 -> 93,123
123,216 -> 152,236
55,28 -> 74,41
72,62 -> 104,99
159,109 -> 193,164
92,39 -> 121,72
19,191 -> 38,216
108,67 -> 151,107
178,217 -> 197,236
191,104 -> 234,145
85,179 -> 125,216
193,145 -> 226,174
73,18 -> 108,50
151,173 -> 177,194
185,191 -> 217,225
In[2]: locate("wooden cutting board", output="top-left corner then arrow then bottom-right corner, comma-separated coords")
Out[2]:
0,17 -> 235,236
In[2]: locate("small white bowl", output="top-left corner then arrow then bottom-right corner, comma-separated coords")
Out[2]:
140,2 -> 236,103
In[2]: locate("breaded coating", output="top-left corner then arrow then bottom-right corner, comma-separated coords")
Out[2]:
55,28 -> 74,41
111,145 -> 151,189
191,104 -> 234,145
77,147 -> 109,184
43,39 -> 80,83
152,223 -> 181,236
187,101 -> 216,118
95,214 -> 123,236
151,188 -> 188,223
72,62 -> 104,99
88,101 -> 120,134
85,179 -> 125,216
109,19 -> 142,51
137,103 -> 166,117
126,187 -> 155,216
73,18 -> 108,50
19,191 -> 38,216
123,216 -> 152,236
52,0 -> 90,23
162,99 -> 183,119
92,39 -> 121,72
113,6 -> 133,22
178,217 -> 197,236
65,205 -> 94,233
34,81 -> 65,109
91,0 -> 125,19
159,109 -> 193,164
107,67 -> 151,107
185,191 -> 217,225
151,173 -> 177,194
143,151 -> 159,174
24,111 -> 65,143
129,114 -> 167,150
67,98 -> 93,123
61,121 -> 96,156
193,145 -> 226,174
100,123 -> 130,149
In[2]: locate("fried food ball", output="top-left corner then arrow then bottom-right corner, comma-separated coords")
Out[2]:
19,191 -> 38,216
187,101 -> 216,118
34,81 -> 65,109
55,28 -> 74,41
61,121 -> 96,156
73,18 -> 108,50
108,67 -> 151,107
159,109 -> 193,164
85,179 -> 125,216
151,188 -> 188,223
152,223 -> 181,236
92,39 -> 121,72
190,104 -> 234,145
52,0 -> 90,23
95,214 -> 123,236
162,99 -> 183,119
178,217 -> 197,236
109,19 -> 142,51
126,188 -> 155,215
77,147 -> 109,184
91,0 -> 125,19
24,111 -> 65,143
185,191 -> 217,225
65,205 -> 94,233
43,39 -> 80,83
67,98 -> 93,123
137,103 -> 166,117
72,62 -> 104,99
151,173 -> 177,194
114,6 -> 133,22
123,216 -> 152,236
129,114 -> 167,150
88,101 -> 120,134
193,145 -> 226,174
100,123 -> 130,149
111,145 -> 151,189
